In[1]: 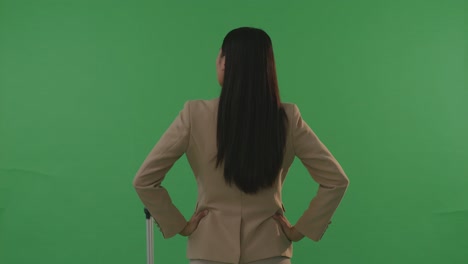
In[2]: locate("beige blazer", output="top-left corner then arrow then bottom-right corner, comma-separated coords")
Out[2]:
133,98 -> 349,264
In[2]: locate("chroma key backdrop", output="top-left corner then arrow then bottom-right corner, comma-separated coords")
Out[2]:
0,1 -> 466,264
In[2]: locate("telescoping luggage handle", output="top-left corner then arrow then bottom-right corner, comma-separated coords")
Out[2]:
144,208 -> 154,264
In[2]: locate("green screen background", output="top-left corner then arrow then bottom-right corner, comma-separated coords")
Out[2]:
0,0 -> 466,263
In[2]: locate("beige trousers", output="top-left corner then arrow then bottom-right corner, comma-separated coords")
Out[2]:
189,256 -> 291,264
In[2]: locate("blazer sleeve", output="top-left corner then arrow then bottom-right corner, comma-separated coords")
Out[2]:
132,101 -> 191,239
291,104 -> 350,242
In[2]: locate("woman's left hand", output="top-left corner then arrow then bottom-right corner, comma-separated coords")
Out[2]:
179,209 -> 209,236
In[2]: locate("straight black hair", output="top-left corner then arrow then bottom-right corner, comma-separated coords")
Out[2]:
216,27 -> 288,194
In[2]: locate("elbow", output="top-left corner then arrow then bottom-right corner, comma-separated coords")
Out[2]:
132,179 -> 140,189
132,172 -> 162,190
332,172 -> 349,189
132,174 -> 144,189
339,174 -> 350,189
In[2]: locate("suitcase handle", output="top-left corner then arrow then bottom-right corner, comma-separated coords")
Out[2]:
144,208 -> 154,264
144,208 -> 152,219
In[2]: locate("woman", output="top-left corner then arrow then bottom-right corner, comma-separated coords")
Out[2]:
133,27 -> 349,264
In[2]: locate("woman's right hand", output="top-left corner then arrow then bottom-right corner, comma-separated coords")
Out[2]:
179,209 -> 209,237
272,213 -> 305,242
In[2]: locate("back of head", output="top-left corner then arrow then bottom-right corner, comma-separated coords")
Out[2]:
216,27 -> 288,194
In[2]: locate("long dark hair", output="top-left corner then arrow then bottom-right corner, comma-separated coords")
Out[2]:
216,27 -> 288,194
